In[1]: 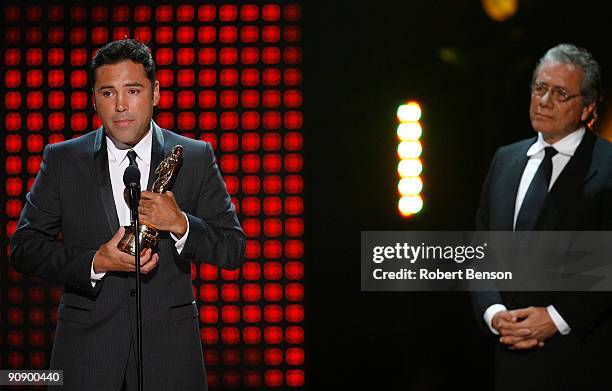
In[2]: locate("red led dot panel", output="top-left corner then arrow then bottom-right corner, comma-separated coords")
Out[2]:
1,3 -> 303,389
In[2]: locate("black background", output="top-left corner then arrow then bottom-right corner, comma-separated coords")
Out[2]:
303,1 -> 611,389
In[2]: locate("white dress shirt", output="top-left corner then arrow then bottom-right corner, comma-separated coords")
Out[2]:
484,127 -> 586,336
91,123 -> 189,286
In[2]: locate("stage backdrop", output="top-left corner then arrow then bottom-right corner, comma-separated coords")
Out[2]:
1,3 -> 304,389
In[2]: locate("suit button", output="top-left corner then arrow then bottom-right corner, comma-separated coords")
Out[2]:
129,289 -> 136,297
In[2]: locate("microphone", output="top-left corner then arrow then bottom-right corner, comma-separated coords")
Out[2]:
123,165 -> 141,189
123,165 -> 141,216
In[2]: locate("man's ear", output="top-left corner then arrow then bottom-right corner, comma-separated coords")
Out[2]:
152,80 -> 160,107
92,88 -> 97,111
580,100 -> 596,122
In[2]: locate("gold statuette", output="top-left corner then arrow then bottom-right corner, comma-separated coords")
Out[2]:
117,145 -> 184,255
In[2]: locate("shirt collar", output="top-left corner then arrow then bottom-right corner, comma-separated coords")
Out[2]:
105,121 -> 153,167
526,127 -> 585,158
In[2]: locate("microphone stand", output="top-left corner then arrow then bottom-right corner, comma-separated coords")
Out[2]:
128,183 -> 144,391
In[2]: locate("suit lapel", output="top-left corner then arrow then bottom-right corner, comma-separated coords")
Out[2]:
147,122 -> 166,191
506,132 -> 596,307
93,127 -> 120,235
536,130 -> 596,229
495,142 -> 533,230
500,146 -> 530,305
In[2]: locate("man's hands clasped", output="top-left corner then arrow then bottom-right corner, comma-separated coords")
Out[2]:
492,307 -> 558,350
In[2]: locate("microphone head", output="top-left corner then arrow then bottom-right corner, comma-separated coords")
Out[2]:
123,165 -> 141,188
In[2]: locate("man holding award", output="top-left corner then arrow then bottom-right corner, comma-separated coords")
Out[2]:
10,39 -> 246,390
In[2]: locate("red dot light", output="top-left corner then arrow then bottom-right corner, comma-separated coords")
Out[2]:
4,48 -> 21,66
156,26 -> 173,44
264,369 -> 283,387
286,348 -> 304,365
5,70 -> 21,88
241,26 -> 259,43
156,5 -> 173,22
264,283 -> 283,301
219,26 -> 238,43
70,70 -> 87,88
221,305 -> 240,323
26,48 -> 43,66
242,284 -> 262,301
5,27 -> 20,44
112,5 -> 130,22
286,369 -> 305,386
285,261 -> 304,280
199,69 -> 216,86
70,92 -> 88,110
177,69 -> 195,87
219,5 -> 238,22
134,6 -> 151,22
5,92 -> 22,110
262,4 -> 281,22
5,113 -> 22,131
242,112 -> 260,130
4,5 -> 20,22
4,135 -> 21,153
220,69 -> 238,87
241,5 -> 259,21
91,6 -> 107,22
241,47 -> 259,64
5,136 -> 22,153
48,91 -> 65,110
264,196 -> 282,216
221,327 -> 240,345
284,26 -> 302,42
70,49 -> 87,66
69,6 -> 86,21
286,326 -> 304,343
48,113 -> 65,132
48,27 -> 64,44
112,27 -> 130,41
264,348 -> 283,365
243,328 -> 261,345
156,48 -> 173,66
284,4 -> 302,21
26,92 -> 42,110
91,27 -> 108,44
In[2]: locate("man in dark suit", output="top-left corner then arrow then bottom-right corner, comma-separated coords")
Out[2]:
473,44 -> 612,390
9,39 -> 245,390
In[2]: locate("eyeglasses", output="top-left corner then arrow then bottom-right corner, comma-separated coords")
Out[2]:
530,81 -> 582,103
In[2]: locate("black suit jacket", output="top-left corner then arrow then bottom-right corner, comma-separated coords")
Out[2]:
10,122 -> 246,391
473,130 -> 612,390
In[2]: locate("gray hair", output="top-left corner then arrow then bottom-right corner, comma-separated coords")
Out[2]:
533,43 -> 602,107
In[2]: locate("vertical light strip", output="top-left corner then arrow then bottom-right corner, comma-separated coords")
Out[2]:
396,101 -> 423,217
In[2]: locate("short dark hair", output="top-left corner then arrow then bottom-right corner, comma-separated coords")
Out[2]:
91,39 -> 156,85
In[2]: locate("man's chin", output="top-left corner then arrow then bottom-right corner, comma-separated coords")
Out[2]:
531,121 -> 557,135
106,132 -> 139,149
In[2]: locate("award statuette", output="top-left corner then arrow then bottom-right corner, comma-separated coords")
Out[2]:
117,145 -> 184,255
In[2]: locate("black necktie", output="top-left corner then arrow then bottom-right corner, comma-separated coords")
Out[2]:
123,150 -> 139,208
515,146 -> 558,230
127,149 -> 138,168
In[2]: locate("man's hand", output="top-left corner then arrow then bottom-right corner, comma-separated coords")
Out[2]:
93,227 -> 159,273
492,310 -> 543,350
138,191 -> 187,237
507,306 -> 557,345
